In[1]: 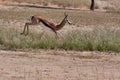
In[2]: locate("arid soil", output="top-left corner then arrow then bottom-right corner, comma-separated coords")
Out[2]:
0,50 -> 120,80
0,1 -> 120,80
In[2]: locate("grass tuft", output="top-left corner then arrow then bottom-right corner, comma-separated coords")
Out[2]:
0,26 -> 120,52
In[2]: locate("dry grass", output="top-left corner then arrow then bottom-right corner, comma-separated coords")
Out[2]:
0,0 -> 120,10
0,4 -> 120,80
0,0 -> 89,8
0,5 -> 120,52
0,5 -> 120,26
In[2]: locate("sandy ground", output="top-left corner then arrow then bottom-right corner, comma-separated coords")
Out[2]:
0,50 -> 120,80
0,1 -> 120,80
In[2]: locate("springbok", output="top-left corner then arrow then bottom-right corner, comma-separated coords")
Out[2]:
21,13 -> 72,38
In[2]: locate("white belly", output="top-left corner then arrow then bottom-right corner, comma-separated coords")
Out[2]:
39,22 -> 47,28
39,22 -> 52,31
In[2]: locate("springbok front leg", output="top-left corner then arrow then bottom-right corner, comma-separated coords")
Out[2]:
57,32 -> 65,39
51,29 -> 59,39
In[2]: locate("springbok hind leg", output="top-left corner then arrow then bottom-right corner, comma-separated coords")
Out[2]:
25,23 -> 29,36
21,23 -> 27,35
21,22 -> 37,36
25,22 -> 38,35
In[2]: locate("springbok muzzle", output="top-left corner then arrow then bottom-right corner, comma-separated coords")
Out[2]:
66,18 -> 72,25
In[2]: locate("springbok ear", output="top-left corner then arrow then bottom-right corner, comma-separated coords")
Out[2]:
64,12 -> 68,17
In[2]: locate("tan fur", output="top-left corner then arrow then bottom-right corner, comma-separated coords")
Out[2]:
21,14 -> 71,38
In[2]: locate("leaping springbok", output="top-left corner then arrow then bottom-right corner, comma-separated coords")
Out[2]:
21,13 -> 72,38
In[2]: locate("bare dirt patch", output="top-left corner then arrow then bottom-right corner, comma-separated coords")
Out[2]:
0,2 -> 120,80
0,50 -> 120,80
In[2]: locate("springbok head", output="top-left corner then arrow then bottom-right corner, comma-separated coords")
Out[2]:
64,12 -> 72,25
